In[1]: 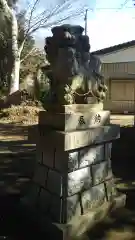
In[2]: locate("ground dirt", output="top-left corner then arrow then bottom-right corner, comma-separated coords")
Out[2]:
0,104 -> 44,140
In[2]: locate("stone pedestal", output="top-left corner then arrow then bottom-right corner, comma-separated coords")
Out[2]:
22,104 -> 126,239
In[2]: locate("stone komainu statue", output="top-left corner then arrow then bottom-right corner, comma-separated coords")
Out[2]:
44,24 -> 107,105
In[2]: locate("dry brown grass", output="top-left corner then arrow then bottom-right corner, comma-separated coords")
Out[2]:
0,103 -> 44,126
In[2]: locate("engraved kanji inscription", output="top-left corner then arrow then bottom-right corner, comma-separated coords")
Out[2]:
94,114 -> 101,123
78,116 -> 85,125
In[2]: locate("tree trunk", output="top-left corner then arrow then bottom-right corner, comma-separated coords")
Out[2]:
0,0 -> 22,95
10,55 -> 20,94
9,9 -> 20,94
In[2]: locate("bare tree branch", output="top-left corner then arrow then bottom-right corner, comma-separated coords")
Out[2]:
22,0 -> 85,38
29,7 -> 84,34
20,47 -> 39,62
25,0 -> 40,36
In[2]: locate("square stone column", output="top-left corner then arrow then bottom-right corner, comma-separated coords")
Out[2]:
22,104 -> 126,239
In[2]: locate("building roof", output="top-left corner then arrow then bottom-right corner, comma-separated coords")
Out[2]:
91,40 -> 135,56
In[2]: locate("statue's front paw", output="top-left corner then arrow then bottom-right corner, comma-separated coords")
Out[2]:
64,94 -> 75,104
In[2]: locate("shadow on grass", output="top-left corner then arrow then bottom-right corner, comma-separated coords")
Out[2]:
0,123 -> 28,139
0,137 -> 38,239
0,135 -> 36,230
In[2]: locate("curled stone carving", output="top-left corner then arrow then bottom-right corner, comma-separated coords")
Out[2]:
44,24 -> 107,105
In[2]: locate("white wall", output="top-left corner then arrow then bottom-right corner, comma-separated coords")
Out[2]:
98,46 -> 135,63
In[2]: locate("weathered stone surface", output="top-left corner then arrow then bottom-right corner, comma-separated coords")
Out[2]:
64,124 -> 120,151
38,188 -> 51,213
66,194 -> 81,222
54,150 -> 68,172
44,23 -> 107,105
79,145 -> 104,168
21,194 -> 126,240
42,148 -> 55,168
37,129 -> 56,149
68,167 -> 92,196
54,150 -> 79,172
44,103 -> 103,114
21,183 -> 40,207
64,194 -> 126,239
105,142 -> 112,160
39,110 -> 110,131
36,144 -> 55,168
81,184 -> 106,214
108,158 -> 112,170
68,151 -> 79,172
47,170 -> 63,196
33,164 -> 48,187
36,124 -> 119,151
105,179 -> 118,201
35,133 -> 56,166
22,22 -> 123,231
92,161 -> 108,185
50,196 -> 63,222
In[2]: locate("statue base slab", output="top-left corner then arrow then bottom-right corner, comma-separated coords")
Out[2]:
39,110 -> 110,131
44,103 -> 103,113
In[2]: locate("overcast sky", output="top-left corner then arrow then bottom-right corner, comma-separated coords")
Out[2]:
20,0 -> 135,51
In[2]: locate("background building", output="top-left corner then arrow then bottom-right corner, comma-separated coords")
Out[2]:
92,40 -> 135,113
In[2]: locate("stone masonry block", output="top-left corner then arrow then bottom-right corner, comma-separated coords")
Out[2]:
108,158 -> 112,170
92,161 -> 108,185
106,158 -> 113,180
38,188 -> 51,213
105,179 -> 118,201
79,145 -> 105,168
57,124 -> 120,151
47,167 -> 92,197
33,164 -> 48,187
50,196 -> 63,222
42,148 -> 55,168
68,151 -> 79,172
105,142 -> 112,160
47,170 -> 63,196
54,150 -> 68,172
40,103 -> 104,114
66,194 -> 81,222
36,136 -> 55,168
54,149 -> 79,172
36,125 -> 119,151
37,128 -> 56,150
38,191 -> 82,223
68,167 -> 92,196
39,110 -> 110,131
21,182 -> 40,207
81,183 -> 106,214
